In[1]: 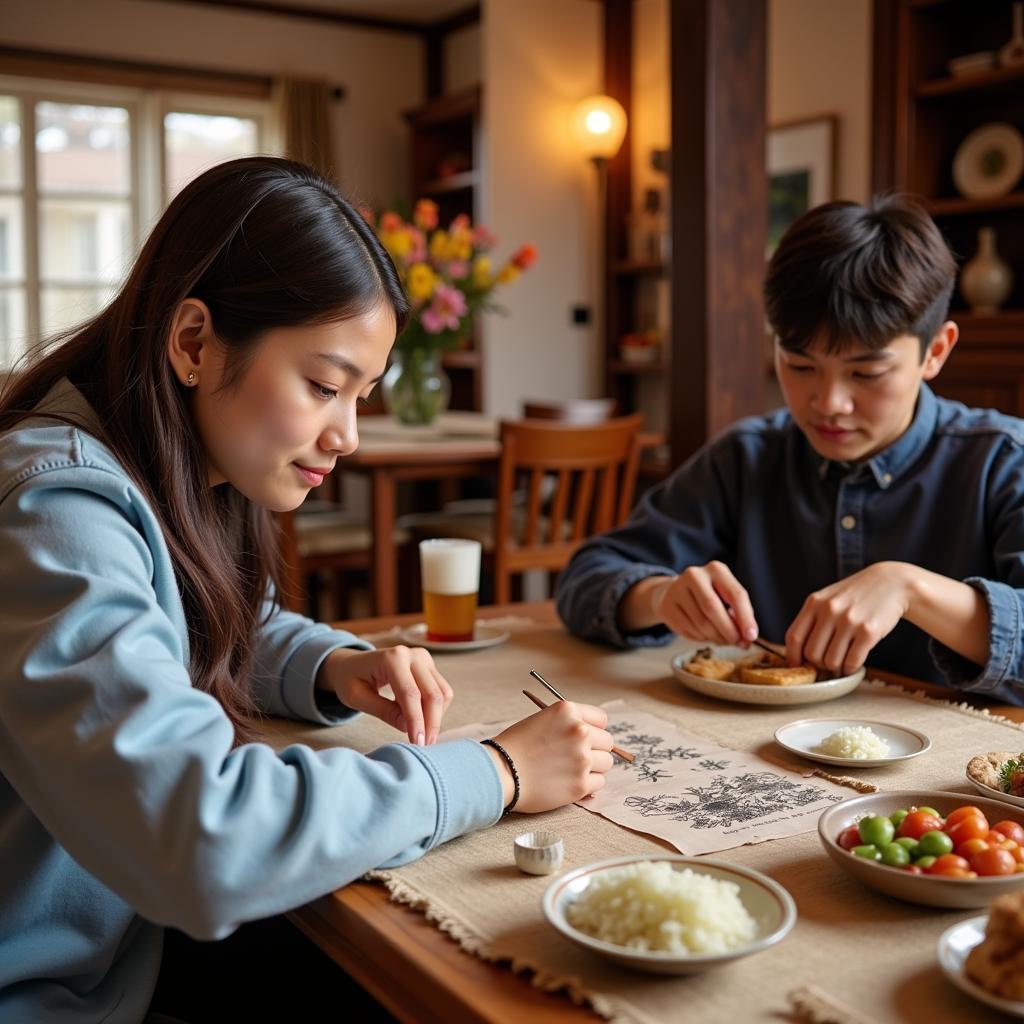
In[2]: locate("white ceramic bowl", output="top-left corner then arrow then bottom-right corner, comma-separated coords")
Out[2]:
818,790 -> 1024,909
671,645 -> 864,706
542,854 -> 796,975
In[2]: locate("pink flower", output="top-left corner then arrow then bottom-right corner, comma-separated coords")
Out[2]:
420,283 -> 467,333
449,213 -> 471,234
472,225 -> 497,248
380,211 -> 404,233
407,227 -> 427,263
447,260 -> 470,280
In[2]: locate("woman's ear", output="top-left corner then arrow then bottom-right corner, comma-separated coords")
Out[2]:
921,321 -> 959,382
167,298 -> 217,387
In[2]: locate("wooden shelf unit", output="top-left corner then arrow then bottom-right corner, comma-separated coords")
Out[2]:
873,0 -> 1024,414
403,85 -> 482,411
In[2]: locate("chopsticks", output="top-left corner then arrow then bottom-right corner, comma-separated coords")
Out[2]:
524,669 -> 635,763
751,637 -> 786,658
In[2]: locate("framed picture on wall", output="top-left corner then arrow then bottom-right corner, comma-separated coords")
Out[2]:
767,114 -> 838,254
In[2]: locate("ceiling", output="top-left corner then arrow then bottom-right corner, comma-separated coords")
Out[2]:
230,0 -> 475,24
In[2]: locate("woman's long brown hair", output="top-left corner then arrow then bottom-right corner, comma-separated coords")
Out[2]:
0,157 -> 409,742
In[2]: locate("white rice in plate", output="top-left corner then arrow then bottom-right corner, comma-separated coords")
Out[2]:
814,725 -> 890,760
564,861 -> 757,955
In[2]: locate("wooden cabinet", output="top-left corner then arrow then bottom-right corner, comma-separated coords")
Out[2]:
873,0 -> 1024,414
403,85 -> 482,410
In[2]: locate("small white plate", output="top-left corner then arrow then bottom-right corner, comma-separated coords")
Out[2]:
938,914 -> 1024,1018
670,645 -> 864,706
774,718 -> 931,768
398,622 -> 510,652
966,773 -> 1024,809
543,854 -> 796,975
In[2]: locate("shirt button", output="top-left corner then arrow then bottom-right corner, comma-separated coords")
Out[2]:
841,515 -> 856,530
881,473 -> 892,486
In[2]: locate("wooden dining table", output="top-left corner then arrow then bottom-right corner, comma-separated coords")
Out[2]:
273,600 -> 1024,1024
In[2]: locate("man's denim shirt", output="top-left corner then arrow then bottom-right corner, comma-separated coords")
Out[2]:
556,384 -> 1024,704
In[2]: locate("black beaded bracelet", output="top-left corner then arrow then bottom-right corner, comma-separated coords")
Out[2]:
480,738 -> 520,815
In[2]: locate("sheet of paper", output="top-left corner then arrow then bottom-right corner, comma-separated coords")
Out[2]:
443,699 -> 851,855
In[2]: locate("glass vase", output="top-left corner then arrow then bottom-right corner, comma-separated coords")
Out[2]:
382,348 -> 451,426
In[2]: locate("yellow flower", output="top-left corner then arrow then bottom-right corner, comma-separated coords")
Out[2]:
497,264 -> 521,285
380,229 -> 412,260
472,256 -> 492,289
407,262 -> 437,303
429,230 -> 451,263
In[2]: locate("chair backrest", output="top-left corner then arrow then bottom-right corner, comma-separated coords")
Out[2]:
521,397 -> 617,424
492,413 -> 644,603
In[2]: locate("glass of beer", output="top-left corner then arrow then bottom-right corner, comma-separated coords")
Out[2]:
420,538 -> 481,642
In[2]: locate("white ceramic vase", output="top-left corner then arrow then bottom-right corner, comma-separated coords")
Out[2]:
960,227 -> 1013,314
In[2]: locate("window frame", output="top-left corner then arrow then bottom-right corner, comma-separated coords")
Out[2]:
0,73 -> 271,363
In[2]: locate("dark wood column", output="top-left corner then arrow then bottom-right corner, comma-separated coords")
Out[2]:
669,0 -> 768,462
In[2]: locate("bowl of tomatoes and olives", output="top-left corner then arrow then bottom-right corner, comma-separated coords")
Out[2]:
818,791 -> 1024,908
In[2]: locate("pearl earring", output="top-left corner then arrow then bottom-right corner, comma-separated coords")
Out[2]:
187,371 -> 195,385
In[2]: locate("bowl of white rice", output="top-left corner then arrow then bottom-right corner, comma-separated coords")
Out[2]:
542,855 -> 796,974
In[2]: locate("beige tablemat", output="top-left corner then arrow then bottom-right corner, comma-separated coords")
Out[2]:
269,620 -> 1024,1024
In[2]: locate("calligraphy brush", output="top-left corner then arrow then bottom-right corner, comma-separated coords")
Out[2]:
524,670 -> 635,763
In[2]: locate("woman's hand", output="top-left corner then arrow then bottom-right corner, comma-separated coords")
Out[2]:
636,562 -> 758,645
318,646 -> 454,745
486,701 -> 614,813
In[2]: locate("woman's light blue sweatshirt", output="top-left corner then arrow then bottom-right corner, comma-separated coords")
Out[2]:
0,379 -> 503,1023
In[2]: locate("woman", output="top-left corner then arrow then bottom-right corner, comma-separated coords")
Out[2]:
0,157 -> 613,1023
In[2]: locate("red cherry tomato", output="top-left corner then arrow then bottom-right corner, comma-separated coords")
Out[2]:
972,847 -> 1017,877
838,826 -> 862,851
945,806 -> 986,827
947,815 -> 990,845
925,854 -> 971,876
994,820 -> 1024,845
904,864 -> 924,875
985,830 -> 1008,844
899,810 -> 945,840
955,838 -> 990,860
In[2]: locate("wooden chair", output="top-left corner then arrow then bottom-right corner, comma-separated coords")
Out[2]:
491,413 -> 643,602
404,414 -> 644,604
277,499 -> 410,620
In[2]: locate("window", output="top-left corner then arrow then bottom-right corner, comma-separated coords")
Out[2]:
0,78 -> 269,368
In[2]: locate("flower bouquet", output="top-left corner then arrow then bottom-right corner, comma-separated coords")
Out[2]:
370,199 -> 536,424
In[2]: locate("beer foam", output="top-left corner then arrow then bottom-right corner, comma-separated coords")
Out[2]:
420,539 -> 481,595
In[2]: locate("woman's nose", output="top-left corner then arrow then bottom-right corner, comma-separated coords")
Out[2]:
320,415 -> 358,457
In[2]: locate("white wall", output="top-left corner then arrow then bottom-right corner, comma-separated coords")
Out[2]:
0,0 -> 423,208
480,0 -> 603,417
768,0 -> 872,203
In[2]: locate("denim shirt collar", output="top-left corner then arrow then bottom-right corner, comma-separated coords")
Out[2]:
813,383 -> 938,490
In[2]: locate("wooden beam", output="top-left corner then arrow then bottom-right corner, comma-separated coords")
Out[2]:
669,0 -> 767,461
0,45 -> 274,98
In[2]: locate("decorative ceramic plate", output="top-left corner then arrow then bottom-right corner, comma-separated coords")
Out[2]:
952,122 -> 1024,200
937,915 -> 1024,1018
543,854 -> 796,975
774,718 -> 931,768
670,645 -> 864,706
398,622 -> 510,652
966,773 -> 1024,809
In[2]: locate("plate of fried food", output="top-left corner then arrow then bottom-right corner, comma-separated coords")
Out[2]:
966,751 -> 1024,809
670,644 -> 864,706
938,892 -> 1024,1018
